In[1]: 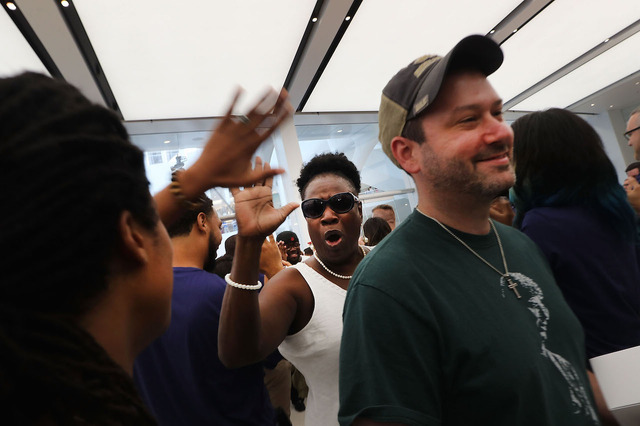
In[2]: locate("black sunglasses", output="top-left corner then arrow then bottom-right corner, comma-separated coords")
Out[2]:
624,125 -> 640,141
301,192 -> 359,219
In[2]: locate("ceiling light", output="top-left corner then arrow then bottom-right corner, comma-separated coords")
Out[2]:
337,129 -> 343,133
345,16 -> 351,21
490,29 -> 496,34
610,105 -> 614,108
302,0 -> 521,113
6,2 -> 16,10
164,140 -> 171,144
604,38 -> 610,43
491,0 -> 640,107
511,30 -> 640,111
61,0 -> 70,7
512,28 -> 518,33
591,103 -> 595,107
312,17 -> 318,22
71,0 -> 317,120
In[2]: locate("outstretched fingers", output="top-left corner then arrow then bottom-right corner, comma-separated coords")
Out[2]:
222,87 -> 244,121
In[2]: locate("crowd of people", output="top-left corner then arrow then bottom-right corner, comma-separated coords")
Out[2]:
1,34 -> 639,426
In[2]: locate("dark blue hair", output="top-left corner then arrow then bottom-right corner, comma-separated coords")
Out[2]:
511,108 -> 636,240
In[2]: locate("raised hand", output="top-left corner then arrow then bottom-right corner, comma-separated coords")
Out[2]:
624,177 -> 640,215
187,88 -> 293,191
260,235 -> 286,279
277,241 -> 288,261
231,157 -> 298,239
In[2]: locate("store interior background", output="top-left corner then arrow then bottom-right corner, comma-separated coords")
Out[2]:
3,0 -> 640,253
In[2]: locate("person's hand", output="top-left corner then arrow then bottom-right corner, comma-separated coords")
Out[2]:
277,240 -> 288,261
185,88 -> 293,193
260,235 -> 285,279
231,158 -> 299,239
625,178 -> 640,215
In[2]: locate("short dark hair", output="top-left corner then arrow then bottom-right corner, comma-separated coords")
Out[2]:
401,115 -> 426,144
363,217 -> 392,246
372,204 -> 395,213
296,152 -> 361,198
0,72 -> 158,316
166,194 -> 214,238
625,162 -> 640,173
512,108 -> 635,238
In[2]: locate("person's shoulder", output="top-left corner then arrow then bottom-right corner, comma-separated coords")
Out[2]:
173,267 -> 226,292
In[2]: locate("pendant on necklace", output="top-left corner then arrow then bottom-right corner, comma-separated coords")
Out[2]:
504,275 -> 522,299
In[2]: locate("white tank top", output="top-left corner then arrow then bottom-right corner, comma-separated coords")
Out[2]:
278,262 -> 346,426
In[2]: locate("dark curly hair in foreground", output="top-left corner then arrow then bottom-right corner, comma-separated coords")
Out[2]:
0,73 -> 156,424
296,152 -> 361,198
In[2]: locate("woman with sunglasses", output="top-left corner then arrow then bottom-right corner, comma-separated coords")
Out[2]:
219,152 -> 366,426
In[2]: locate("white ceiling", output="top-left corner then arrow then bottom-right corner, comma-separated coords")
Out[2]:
2,0 -> 640,127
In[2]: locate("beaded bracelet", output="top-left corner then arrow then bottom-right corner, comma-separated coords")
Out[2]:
224,273 -> 263,291
169,171 -> 200,209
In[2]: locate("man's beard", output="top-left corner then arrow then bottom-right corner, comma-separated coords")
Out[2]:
422,143 -> 515,200
203,234 -> 219,273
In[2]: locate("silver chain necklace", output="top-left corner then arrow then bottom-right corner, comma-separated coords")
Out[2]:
416,208 -> 522,299
313,246 -> 366,280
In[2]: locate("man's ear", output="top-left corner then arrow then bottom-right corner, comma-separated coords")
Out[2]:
117,210 -> 149,265
391,136 -> 421,174
196,212 -> 208,233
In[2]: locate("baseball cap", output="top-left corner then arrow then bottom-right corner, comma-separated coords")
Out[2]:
276,231 -> 299,246
379,35 -> 504,168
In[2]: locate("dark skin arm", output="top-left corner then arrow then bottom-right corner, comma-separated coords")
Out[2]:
218,159 -> 310,367
154,88 -> 292,227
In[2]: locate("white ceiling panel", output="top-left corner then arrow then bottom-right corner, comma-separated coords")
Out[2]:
511,30 -> 640,111
302,0 -> 521,113
490,0 -> 640,105
0,7 -> 49,77
72,0 -> 316,121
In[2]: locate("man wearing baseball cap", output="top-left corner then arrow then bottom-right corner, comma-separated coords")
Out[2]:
276,230 -> 303,265
339,36 -> 600,425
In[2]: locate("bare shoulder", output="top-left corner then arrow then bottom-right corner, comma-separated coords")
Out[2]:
262,264 -> 315,335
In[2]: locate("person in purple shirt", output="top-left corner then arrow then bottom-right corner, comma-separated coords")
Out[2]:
512,108 -> 640,425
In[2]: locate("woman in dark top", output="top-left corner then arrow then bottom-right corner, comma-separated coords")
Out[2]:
512,108 -> 640,425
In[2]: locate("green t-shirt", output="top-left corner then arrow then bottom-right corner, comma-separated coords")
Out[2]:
339,210 -> 599,426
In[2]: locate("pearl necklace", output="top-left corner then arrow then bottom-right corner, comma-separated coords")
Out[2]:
313,246 -> 367,280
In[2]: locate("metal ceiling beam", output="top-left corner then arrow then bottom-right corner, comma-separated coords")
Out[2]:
16,0 -> 104,106
284,0 -> 362,111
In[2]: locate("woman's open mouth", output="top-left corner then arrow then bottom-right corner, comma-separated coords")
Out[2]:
324,230 -> 344,247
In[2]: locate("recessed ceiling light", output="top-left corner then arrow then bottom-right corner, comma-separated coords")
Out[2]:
604,38 -> 610,43
590,103 -> 595,107
312,17 -> 318,22
610,105 -> 614,108
345,16 -> 351,21
337,129 -> 343,133
164,140 -> 171,144
61,0 -> 70,7
6,2 -> 16,10
489,29 -> 496,34
512,28 -> 518,33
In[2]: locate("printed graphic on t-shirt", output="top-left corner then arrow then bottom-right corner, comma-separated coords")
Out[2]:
500,273 -> 599,424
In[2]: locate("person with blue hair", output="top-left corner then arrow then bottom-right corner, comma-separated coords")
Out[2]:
512,107 -> 640,425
